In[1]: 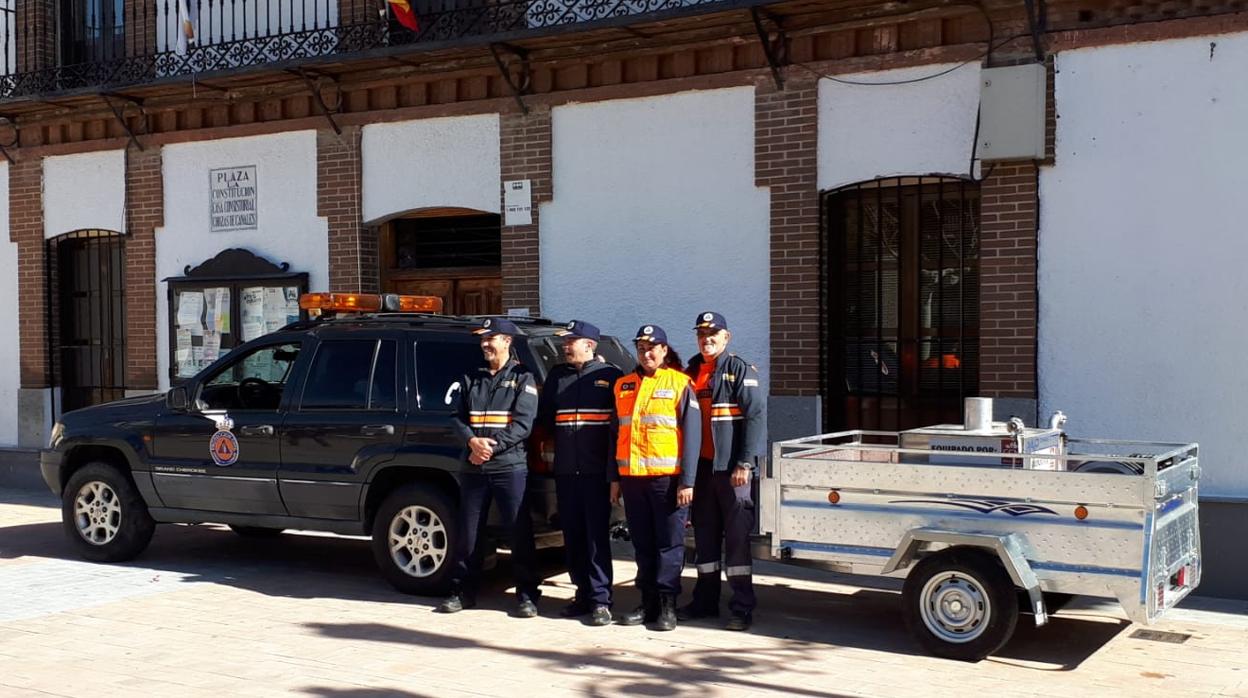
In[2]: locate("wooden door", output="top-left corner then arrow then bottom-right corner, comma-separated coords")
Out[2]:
389,277 -> 501,315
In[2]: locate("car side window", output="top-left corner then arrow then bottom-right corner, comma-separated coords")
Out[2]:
300,339 -> 398,411
414,340 -> 484,412
200,342 -> 301,411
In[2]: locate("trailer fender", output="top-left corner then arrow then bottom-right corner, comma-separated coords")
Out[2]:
882,528 -> 1049,627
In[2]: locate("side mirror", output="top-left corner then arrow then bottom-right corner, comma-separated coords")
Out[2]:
166,387 -> 189,411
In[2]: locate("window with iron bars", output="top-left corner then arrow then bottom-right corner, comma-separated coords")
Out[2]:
823,176 -> 980,432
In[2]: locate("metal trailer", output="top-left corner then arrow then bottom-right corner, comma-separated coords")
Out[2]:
758,403 -> 1202,662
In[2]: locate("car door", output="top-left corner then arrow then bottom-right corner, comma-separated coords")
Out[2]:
149,339 -> 304,515
278,333 -> 408,520
405,335 -> 487,469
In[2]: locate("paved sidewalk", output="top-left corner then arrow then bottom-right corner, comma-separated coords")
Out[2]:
1,488 -> 1246,698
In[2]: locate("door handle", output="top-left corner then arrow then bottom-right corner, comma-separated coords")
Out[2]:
239,424 -> 275,437
360,424 -> 395,436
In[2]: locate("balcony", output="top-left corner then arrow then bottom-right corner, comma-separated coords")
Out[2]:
0,0 -> 760,102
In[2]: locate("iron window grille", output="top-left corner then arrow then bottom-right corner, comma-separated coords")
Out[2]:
822,176 -> 981,432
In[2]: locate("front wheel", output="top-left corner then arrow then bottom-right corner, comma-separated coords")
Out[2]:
61,462 -> 156,562
902,550 -> 1019,661
371,483 -> 457,595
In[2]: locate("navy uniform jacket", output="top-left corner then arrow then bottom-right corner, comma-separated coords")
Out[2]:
685,352 -> 765,472
451,358 -> 539,473
536,358 -> 624,479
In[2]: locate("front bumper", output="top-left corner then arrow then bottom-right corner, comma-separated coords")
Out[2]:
40,449 -> 65,495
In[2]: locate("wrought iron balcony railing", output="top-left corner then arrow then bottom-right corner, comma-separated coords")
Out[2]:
0,0 -> 725,101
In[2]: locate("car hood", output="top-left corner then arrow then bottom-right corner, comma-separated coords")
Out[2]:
61,392 -> 166,424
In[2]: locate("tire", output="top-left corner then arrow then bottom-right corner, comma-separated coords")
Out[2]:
902,549 -> 1019,662
229,525 -> 285,538
371,483 -> 457,596
61,462 -> 156,563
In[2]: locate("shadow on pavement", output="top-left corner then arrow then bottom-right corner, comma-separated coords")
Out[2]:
0,506 -> 1127,668
0,488 -> 58,508
301,689 -> 433,698
305,620 -> 857,698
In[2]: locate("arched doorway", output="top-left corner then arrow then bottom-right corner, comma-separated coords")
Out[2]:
822,176 -> 980,431
47,230 -> 127,413
378,208 -> 502,315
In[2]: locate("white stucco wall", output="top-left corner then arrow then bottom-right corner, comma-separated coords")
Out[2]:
0,162 -> 18,445
361,114 -> 501,223
542,87 -> 771,381
1039,33 -> 1248,498
44,150 -> 127,238
818,63 -> 981,191
156,131 -> 328,390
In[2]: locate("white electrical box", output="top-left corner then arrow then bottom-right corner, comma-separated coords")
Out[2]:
977,63 -> 1047,161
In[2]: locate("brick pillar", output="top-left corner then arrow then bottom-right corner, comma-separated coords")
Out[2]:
318,126 -> 373,292
16,0 -> 57,72
11,156 -> 48,389
499,107 -> 550,314
979,162 -> 1038,402
125,148 -> 162,391
757,78 -> 820,397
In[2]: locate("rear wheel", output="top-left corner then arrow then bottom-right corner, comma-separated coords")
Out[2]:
371,483 -> 457,595
61,462 -> 156,562
902,550 -> 1019,661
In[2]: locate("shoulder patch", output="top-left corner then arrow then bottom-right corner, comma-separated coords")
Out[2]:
594,379 -> 610,388
743,378 -> 759,387
618,381 -> 637,392
524,384 -> 538,395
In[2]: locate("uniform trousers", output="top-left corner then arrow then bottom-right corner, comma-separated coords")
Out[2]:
688,458 -> 757,616
450,467 -> 541,602
620,475 -> 689,597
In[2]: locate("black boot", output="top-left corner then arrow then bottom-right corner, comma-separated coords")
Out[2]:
654,594 -> 677,631
616,593 -> 657,626
677,600 -> 719,621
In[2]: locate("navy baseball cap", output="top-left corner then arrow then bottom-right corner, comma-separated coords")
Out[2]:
554,319 -> 601,342
633,324 -> 669,345
472,317 -> 520,337
694,311 -> 728,331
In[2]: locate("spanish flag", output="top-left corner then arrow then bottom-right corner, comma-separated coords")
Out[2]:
388,0 -> 419,31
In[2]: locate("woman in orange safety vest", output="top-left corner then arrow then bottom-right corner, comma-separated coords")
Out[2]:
613,324 -> 702,631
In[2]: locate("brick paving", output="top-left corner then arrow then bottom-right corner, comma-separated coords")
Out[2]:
1,487 -> 1246,698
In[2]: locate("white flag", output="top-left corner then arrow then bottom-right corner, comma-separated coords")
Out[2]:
175,0 -> 198,55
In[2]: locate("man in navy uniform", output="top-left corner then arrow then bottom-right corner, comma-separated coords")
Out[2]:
537,320 -> 623,626
440,317 -> 542,618
680,311 -> 765,630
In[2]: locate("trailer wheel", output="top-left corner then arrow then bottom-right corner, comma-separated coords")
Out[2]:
902,550 -> 1019,661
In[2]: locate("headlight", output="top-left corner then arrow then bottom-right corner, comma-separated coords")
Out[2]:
49,421 -> 64,448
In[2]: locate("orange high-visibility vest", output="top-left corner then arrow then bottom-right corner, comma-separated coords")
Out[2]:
614,367 -> 690,477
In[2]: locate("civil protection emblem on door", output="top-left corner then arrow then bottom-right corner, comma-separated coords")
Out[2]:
210,429 -> 240,466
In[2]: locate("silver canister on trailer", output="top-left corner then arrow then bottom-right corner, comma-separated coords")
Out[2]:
898,397 -> 1067,470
